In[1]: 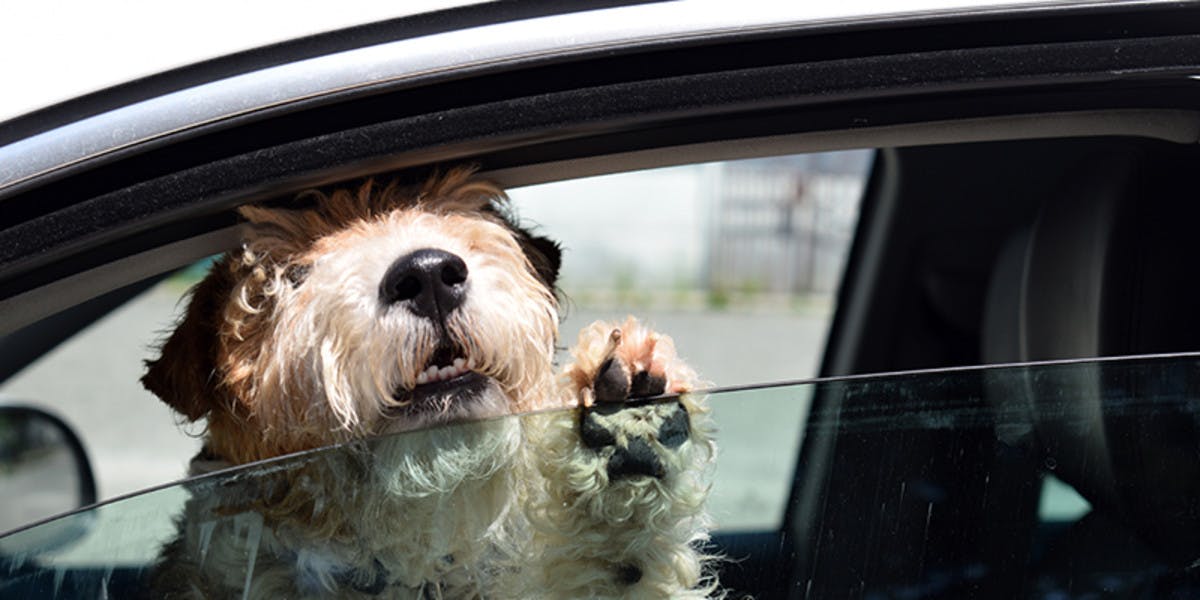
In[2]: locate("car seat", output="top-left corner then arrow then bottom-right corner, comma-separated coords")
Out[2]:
982,146 -> 1200,594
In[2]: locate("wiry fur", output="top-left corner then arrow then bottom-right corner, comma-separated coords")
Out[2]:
143,169 -> 720,598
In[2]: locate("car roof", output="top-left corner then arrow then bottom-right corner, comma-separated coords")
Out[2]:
0,1 -> 487,126
0,0 -> 1158,194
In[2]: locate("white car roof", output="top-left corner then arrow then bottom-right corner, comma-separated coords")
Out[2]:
0,0 -> 1170,194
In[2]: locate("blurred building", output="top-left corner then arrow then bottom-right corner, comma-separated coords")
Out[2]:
706,153 -> 867,296
509,150 -> 871,308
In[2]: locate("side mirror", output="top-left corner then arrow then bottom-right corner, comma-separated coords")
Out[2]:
0,405 -> 96,547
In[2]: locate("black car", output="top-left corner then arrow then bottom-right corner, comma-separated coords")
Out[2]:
4,1 -> 1200,597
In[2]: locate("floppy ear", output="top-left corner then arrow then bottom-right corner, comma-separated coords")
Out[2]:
141,258 -> 233,422
519,232 -> 563,290
475,189 -> 562,289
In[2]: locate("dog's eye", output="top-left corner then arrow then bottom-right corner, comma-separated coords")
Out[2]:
285,264 -> 310,287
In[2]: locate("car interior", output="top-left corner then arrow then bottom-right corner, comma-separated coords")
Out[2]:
751,135 -> 1200,598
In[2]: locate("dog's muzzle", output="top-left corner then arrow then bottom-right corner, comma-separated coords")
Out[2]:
390,371 -> 490,416
388,338 -> 496,424
379,248 -> 468,322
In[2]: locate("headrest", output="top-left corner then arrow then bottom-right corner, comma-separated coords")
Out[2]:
983,148 -> 1200,564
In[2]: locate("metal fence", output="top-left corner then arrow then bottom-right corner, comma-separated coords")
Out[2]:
706,155 -> 866,296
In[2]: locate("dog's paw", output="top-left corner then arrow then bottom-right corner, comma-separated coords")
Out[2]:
565,318 -> 703,484
522,318 -> 717,598
564,316 -> 699,407
560,317 -> 710,485
579,399 -> 691,480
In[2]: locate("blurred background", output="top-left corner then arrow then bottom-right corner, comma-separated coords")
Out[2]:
512,153 -> 870,385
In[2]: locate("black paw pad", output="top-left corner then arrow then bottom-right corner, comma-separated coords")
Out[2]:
607,437 -> 665,479
658,402 -> 691,449
594,358 -> 630,404
579,401 -> 692,481
629,370 -> 667,398
580,406 -> 618,449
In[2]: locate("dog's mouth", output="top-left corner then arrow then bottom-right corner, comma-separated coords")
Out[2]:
388,342 -> 490,417
415,344 -> 475,387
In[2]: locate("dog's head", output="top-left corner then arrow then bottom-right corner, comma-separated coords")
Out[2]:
143,169 -> 562,463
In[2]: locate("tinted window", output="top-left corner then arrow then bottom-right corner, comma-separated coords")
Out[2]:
4,354 -> 1199,598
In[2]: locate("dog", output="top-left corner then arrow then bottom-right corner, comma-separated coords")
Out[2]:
141,168 -> 719,598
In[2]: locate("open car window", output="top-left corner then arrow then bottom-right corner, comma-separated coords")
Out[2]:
4,353 -> 1200,598
0,150 -> 870,511
510,152 -> 871,388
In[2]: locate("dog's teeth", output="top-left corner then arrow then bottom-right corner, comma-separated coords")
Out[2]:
466,356 -> 475,369
416,360 -> 474,386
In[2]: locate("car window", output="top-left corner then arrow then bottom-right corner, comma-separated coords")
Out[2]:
3,353 -> 1197,598
0,152 -> 871,535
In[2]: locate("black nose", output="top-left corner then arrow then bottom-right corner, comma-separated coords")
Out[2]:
379,248 -> 469,321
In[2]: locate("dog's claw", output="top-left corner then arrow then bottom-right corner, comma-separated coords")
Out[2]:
606,328 -> 622,351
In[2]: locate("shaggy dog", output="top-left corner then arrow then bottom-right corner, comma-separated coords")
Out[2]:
141,169 -> 718,599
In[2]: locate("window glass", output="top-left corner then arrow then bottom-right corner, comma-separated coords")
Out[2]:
3,354 -> 1197,599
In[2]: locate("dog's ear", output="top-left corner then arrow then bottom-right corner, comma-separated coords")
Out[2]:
142,259 -> 232,421
518,232 -> 562,290
475,191 -> 561,289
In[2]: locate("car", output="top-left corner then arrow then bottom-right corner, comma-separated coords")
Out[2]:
5,0 -> 1200,597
